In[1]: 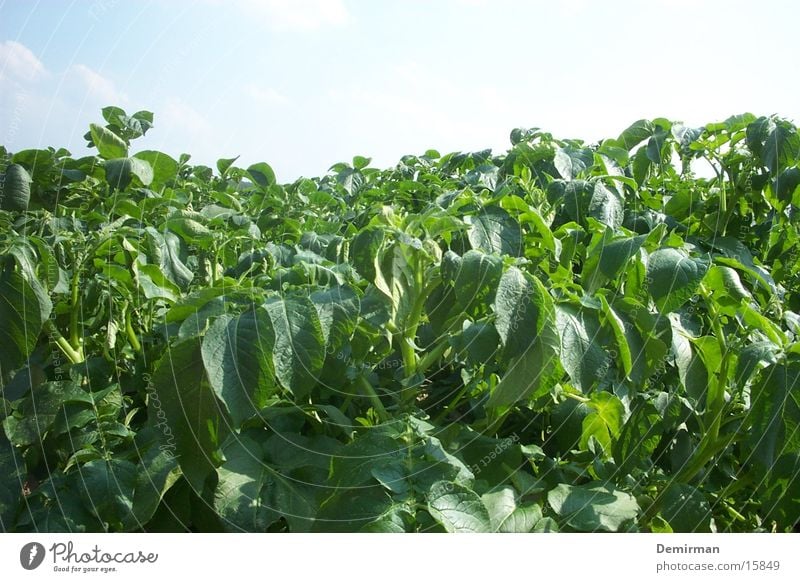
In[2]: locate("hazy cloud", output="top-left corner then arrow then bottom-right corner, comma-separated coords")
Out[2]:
0,40 -> 46,82
71,64 -> 128,104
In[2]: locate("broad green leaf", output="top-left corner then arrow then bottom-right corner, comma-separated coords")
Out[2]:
0,164 -> 31,211
0,271 -> 52,380
150,337 -> 228,494
646,248 -> 709,313
493,267 -> 554,360
747,362 -> 800,471
598,296 -> 632,377
555,305 -> 608,391
215,434 -> 316,532
487,320 -> 560,407
554,146 -> 592,180
466,206 -> 522,256
2,380 -> 96,446
451,320 -> 500,366
427,481 -> 491,533
580,391 -> 624,454
481,487 -> 541,533
703,264 -> 751,302
134,150 -> 178,188
585,232 -> 647,291
264,296 -> 326,398
660,483 -> 711,532
133,262 -> 181,302
669,316 -> 709,408
309,285 -> 360,351
615,119 -> 655,150
247,162 -> 276,188
349,227 -> 384,282
547,482 -> 639,532
163,217 -> 214,248
587,181 -> 624,229
0,435 -> 23,529
105,157 -> 154,190
201,309 -> 278,426
217,155 -> 240,177
613,400 -> 662,473
452,250 -> 503,310
89,123 -> 128,159
144,228 -> 194,289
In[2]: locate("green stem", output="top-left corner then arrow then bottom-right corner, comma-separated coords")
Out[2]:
356,375 -> 388,423
69,268 -> 81,350
417,340 -> 449,376
44,320 -> 84,364
125,304 -> 142,353
433,380 -> 471,425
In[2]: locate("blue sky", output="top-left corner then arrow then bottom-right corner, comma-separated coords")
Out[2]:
1,0 -> 798,181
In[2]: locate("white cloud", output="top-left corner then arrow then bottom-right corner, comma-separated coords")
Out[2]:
160,97 -> 212,137
71,64 -> 128,104
238,0 -> 349,31
244,84 -> 289,106
0,40 -> 46,82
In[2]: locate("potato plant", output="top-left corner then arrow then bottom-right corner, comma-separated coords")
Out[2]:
1,108 -> 798,532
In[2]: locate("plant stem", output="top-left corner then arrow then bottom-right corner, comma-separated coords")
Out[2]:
125,304 -> 141,353
433,380 -> 470,425
69,268 -> 81,350
417,340 -> 449,376
44,320 -> 84,364
356,374 -> 388,423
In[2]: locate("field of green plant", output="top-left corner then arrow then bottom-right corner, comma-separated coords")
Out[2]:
1,107 -> 798,532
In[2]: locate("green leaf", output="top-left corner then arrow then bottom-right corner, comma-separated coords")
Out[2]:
555,305 -> 608,391
217,156 -> 240,177
660,483 -> 711,532
613,400 -> 662,473
487,320 -> 560,407
427,481 -> 491,533
163,217 -> 214,248
105,157 -> 154,190
481,487 -> 541,533
150,337 -> 228,494
133,262 -> 181,302
670,317 -> 709,408
0,435 -> 23,529
580,391 -> 624,454
747,362 -> 800,471
89,123 -> 128,159
466,206 -> 522,256
450,250 -> 503,310
0,164 -> 31,211
143,228 -> 194,289
647,248 -> 709,313
247,162 -> 276,188
134,150 -> 178,188
264,296 -> 326,398
547,482 -> 639,532
215,434 -> 316,532
585,232 -> 647,291
615,119 -> 655,151
554,146 -> 592,180
202,309 -> 278,426
3,380 -> 89,446
587,181 -> 624,229
598,296 -> 632,377
309,285 -> 360,351
0,270 -> 52,380
493,267 -> 554,360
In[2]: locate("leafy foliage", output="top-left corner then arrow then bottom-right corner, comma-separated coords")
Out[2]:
1,108 -> 799,532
